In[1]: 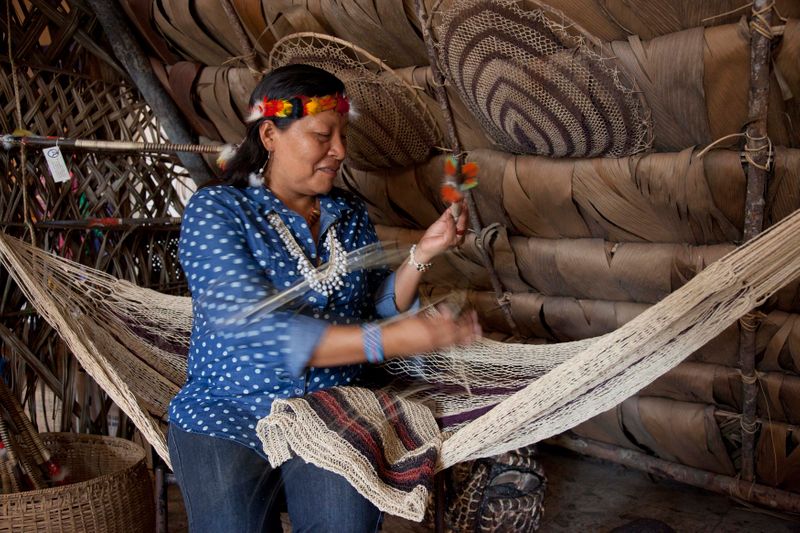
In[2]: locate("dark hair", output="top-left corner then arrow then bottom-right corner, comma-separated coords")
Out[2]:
214,64 -> 345,188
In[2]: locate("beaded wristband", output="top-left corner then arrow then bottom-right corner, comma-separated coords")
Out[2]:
362,323 -> 385,364
409,244 -> 433,273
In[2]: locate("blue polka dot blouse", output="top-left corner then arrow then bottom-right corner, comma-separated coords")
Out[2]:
169,184 -> 412,455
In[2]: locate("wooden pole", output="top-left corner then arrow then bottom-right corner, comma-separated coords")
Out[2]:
84,0 -> 215,186
738,0 -> 775,482
218,0 -> 262,74
413,0 -> 521,338
551,434 -> 800,513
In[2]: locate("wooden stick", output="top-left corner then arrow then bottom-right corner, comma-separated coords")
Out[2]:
551,434 -> 800,514
413,0 -> 521,338
739,0 -> 775,483
218,0 -> 262,74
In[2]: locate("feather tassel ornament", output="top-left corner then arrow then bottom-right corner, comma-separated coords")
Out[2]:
215,143 -> 238,170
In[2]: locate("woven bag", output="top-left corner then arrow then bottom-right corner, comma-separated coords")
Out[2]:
0,433 -> 154,533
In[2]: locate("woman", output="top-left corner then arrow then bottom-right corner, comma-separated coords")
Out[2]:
168,64 -> 480,532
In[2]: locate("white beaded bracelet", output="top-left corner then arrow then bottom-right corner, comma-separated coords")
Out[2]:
409,244 -> 433,272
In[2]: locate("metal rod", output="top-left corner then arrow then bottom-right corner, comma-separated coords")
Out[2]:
739,0 -> 775,482
83,0 -> 215,186
2,135 -> 222,155
551,434 -> 800,514
1,217 -> 181,230
413,0 -> 521,338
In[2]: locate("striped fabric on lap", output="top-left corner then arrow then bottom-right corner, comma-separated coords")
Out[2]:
257,386 -> 442,521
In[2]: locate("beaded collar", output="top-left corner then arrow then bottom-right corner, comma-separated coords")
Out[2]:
266,212 -> 346,297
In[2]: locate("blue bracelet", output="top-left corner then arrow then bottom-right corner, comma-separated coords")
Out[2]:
361,323 -> 385,364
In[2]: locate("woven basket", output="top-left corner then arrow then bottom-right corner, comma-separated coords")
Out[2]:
0,433 -> 154,533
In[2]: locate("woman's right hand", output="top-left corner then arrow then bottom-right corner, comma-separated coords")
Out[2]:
383,306 -> 482,358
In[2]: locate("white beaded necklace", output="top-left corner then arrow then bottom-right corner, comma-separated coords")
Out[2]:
267,211 -> 347,297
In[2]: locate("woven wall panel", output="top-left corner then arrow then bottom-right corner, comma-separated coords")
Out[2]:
0,68 -> 193,223
262,0 -> 427,68
572,398 -> 737,476
152,0 -> 238,64
609,28 -> 711,150
0,58 -> 189,435
505,236 -> 733,304
757,423 -> 800,491
703,22 -> 797,148
342,149 -> 800,244
406,224 -> 736,305
641,362 -> 800,426
573,398 -> 800,490
596,0 -> 800,40
376,225 -> 493,291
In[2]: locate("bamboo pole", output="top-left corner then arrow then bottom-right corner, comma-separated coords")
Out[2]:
551,434 -> 800,514
413,0 -> 521,338
83,0 -> 215,186
739,0 -> 775,483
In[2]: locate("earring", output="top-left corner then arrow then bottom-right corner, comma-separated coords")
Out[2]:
258,151 -> 269,174
248,152 -> 271,188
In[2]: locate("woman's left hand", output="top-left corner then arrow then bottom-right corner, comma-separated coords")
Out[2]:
415,201 -> 469,263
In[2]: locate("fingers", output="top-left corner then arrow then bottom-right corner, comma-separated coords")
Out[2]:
430,306 -> 482,347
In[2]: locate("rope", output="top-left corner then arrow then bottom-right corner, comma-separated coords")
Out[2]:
694,133 -> 746,159
739,372 -> 759,385
701,1 -> 754,23
750,1 -> 777,40
741,135 -> 774,171
695,132 -> 774,171
739,311 -> 767,331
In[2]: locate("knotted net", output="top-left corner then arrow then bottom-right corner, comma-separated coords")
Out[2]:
2,207 -> 800,518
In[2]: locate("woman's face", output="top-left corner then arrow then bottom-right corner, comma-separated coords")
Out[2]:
260,110 -> 348,200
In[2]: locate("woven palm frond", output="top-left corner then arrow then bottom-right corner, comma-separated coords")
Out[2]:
1,0 -> 124,79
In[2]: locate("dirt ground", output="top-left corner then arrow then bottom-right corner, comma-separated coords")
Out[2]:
166,445 -> 800,532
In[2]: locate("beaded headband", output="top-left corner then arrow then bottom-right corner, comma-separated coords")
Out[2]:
247,93 -> 350,122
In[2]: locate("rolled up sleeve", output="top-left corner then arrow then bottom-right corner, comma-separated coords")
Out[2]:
374,272 -> 420,318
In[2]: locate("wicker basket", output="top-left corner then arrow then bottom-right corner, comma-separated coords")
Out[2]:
0,433 -> 154,532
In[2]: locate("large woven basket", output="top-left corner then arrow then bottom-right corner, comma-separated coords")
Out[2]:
0,433 -> 154,532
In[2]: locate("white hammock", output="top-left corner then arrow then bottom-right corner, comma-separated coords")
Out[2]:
1,208 -> 799,476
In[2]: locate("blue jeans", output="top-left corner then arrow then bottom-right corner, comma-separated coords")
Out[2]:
168,425 -> 382,532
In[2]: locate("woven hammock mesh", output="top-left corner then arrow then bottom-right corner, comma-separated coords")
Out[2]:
436,0 -> 652,158
268,33 -> 442,170
2,204 -> 800,470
